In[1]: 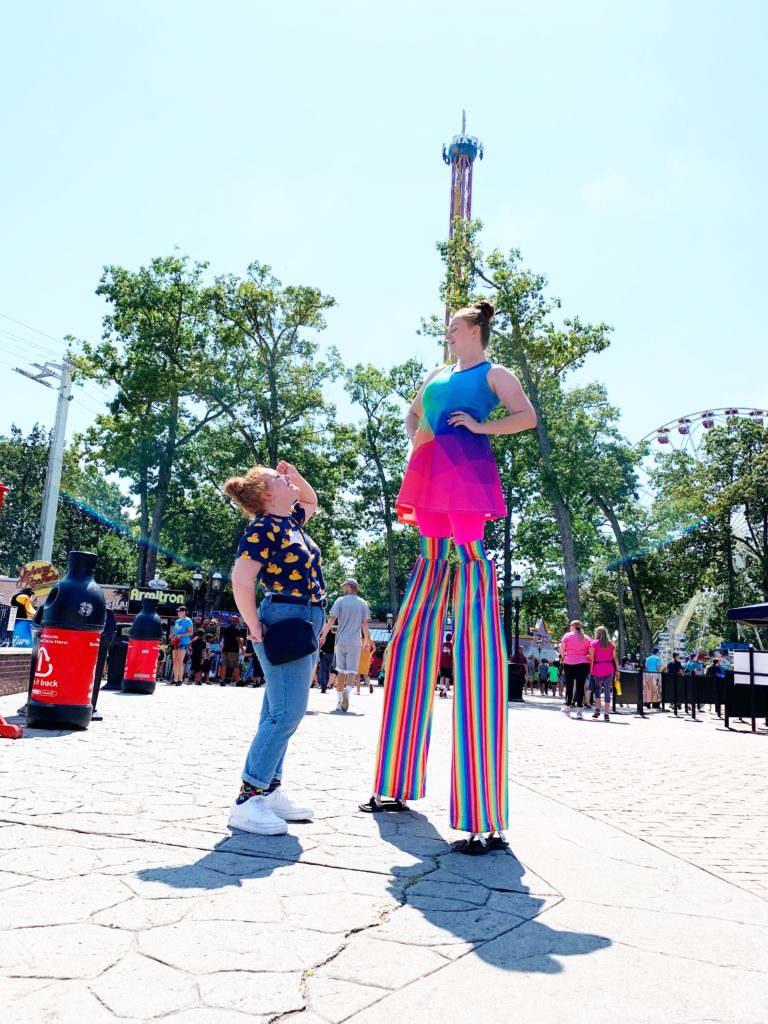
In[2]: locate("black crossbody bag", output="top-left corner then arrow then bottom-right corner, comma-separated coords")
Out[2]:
261,524 -> 319,665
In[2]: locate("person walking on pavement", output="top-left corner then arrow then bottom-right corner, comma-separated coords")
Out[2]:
438,632 -> 453,698
667,651 -> 684,710
538,658 -> 550,696
319,580 -> 371,712
317,626 -> 335,694
356,641 -> 374,695
588,625 -> 620,722
220,614 -> 244,686
225,459 -> 325,836
189,629 -> 207,685
560,620 -> 592,718
171,605 -> 194,685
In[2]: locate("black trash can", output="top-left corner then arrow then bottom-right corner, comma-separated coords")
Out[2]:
105,630 -> 130,690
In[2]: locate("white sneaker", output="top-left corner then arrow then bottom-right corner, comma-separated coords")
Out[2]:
566,705 -> 572,717
341,688 -> 350,712
262,787 -> 314,821
228,796 -> 287,835
575,709 -> 583,720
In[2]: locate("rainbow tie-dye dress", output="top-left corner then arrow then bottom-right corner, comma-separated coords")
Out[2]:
396,361 -> 506,525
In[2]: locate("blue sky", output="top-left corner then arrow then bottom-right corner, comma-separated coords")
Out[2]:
1,0 -> 765,453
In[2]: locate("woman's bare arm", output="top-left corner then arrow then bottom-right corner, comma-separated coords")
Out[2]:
277,459 -> 318,522
230,558 -> 263,641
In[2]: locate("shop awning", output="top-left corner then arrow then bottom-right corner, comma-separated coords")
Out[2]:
727,604 -> 768,627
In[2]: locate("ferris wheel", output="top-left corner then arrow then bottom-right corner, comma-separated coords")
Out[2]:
640,407 -> 766,455
638,407 -> 763,654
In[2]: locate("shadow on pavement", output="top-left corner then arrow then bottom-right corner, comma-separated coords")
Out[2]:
135,834 -> 302,890
374,810 -> 611,972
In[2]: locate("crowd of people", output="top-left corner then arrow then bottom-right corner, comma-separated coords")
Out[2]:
157,599 -> 387,699
156,608 -> 266,687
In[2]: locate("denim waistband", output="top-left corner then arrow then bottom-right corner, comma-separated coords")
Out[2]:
263,592 -> 327,608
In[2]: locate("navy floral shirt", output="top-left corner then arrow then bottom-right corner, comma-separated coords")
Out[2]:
236,503 -> 325,603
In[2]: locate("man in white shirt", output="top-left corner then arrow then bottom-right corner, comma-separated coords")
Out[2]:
319,579 -> 371,712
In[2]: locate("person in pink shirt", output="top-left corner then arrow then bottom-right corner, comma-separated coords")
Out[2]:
588,625 -> 620,722
559,620 -> 592,719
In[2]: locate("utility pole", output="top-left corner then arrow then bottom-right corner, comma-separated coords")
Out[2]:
14,358 -> 73,562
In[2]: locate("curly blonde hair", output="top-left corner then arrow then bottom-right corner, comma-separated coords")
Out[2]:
223,466 -> 270,517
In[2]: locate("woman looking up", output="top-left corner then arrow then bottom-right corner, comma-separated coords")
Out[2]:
224,460 -> 325,836
362,301 -> 537,853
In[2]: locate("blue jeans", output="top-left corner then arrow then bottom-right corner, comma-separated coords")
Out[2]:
317,650 -> 333,692
242,597 -> 324,789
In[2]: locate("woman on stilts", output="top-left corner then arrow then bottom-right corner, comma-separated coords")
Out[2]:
360,301 -> 537,853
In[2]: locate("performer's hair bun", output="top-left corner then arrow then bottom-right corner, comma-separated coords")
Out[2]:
454,300 -> 496,348
473,301 -> 495,321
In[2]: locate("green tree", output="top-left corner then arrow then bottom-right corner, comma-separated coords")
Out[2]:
0,424 -> 49,573
351,530 -> 422,617
344,360 -> 424,613
71,254 -> 224,585
207,261 -> 358,572
435,220 -> 613,620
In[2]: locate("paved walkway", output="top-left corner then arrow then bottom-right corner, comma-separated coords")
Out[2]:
1,684 -> 767,1023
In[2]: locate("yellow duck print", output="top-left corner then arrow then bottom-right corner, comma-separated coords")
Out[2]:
266,531 -> 275,541
281,538 -> 291,549
246,533 -> 260,543
266,563 -> 282,575
239,551 -> 251,559
289,570 -> 302,581
260,548 -> 269,560
272,581 -> 284,591
291,589 -> 302,596
284,552 -> 299,563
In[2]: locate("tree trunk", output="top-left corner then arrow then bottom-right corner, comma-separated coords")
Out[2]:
616,569 -> 626,660
145,402 -> 179,583
594,496 -> 653,660
513,345 -> 582,620
137,472 -> 149,586
363,417 -> 401,614
723,519 -> 738,641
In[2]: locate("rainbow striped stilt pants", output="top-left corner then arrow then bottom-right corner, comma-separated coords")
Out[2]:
372,537 -> 451,801
372,538 -> 508,834
450,540 -> 508,833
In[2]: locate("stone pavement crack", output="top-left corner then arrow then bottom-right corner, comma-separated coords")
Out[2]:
610,939 -> 768,975
565,896 -> 768,928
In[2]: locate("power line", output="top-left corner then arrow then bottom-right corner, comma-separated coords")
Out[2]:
0,328 -> 64,360
0,338 -> 110,408
0,311 -> 65,345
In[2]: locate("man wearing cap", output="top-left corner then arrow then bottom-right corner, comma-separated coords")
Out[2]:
320,580 -> 371,712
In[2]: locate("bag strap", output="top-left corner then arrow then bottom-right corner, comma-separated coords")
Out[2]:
294,520 -> 315,622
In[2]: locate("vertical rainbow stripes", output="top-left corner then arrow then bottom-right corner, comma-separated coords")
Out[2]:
451,542 -> 508,833
373,537 -> 450,800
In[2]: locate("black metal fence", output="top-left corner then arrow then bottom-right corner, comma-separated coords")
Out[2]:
614,669 -> 768,732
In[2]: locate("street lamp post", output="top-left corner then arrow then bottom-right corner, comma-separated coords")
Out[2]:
191,572 -> 203,618
508,573 -> 525,702
210,572 -> 223,615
